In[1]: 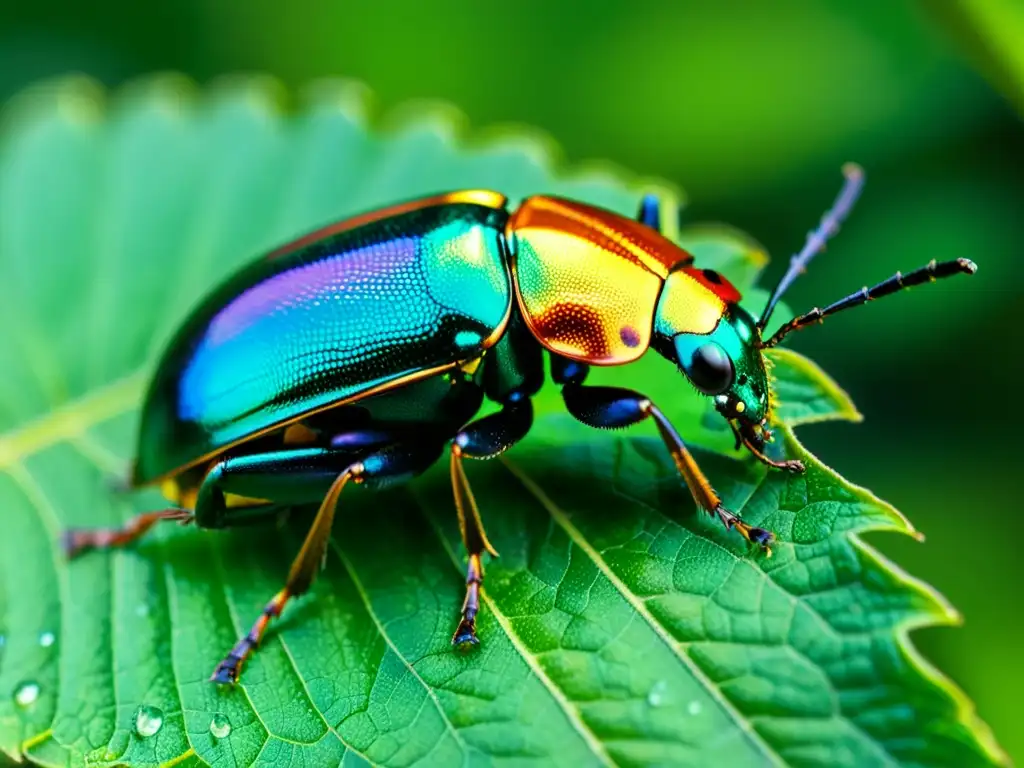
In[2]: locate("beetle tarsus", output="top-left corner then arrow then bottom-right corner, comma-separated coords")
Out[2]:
452,619 -> 480,649
210,657 -> 242,685
715,505 -> 775,557
451,552 -> 483,649
60,530 -> 87,558
210,588 -> 289,685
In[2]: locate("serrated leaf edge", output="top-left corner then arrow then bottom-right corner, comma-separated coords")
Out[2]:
766,347 -> 863,427
785,428 -> 1008,766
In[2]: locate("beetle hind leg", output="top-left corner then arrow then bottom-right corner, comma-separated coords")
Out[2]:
210,465 -> 358,684
61,508 -> 194,557
205,440 -> 443,684
449,448 -> 494,648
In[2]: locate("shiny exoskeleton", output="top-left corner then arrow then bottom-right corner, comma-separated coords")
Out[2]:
63,168 -> 976,684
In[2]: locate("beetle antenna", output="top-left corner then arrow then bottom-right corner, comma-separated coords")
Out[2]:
761,257 -> 977,348
757,163 -> 866,334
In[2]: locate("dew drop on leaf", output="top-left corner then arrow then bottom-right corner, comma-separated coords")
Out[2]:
14,681 -> 39,707
209,713 -> 232,739
646,680 -> 668,707
39,631 -> 55,648
688,700 -> 702,716
134,705 -> 164,737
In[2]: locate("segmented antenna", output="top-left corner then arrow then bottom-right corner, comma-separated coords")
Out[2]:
762,257 -> 977,348
757,163 -> 865,333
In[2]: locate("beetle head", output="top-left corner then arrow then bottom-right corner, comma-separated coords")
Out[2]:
653,291 -> 772,437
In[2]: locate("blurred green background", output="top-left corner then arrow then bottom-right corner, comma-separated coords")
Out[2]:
0,0 -> 1019,761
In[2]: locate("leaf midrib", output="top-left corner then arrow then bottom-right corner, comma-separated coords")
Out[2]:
0,371 -> 145,471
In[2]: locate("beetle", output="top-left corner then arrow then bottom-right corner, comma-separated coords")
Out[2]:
63,164 -> 975,684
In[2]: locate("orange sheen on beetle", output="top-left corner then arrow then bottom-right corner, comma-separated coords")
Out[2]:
653,270 -> 726,339
509,196 -> 694,364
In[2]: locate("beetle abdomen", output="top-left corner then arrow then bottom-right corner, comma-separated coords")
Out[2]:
135,198 -> 512,483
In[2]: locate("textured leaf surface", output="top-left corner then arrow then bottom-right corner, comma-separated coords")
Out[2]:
0,77 -> 1004,767
763,349 -> 862,428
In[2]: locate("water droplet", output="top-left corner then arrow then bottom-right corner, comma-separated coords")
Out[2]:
687,700 -> 702,716
135,604 -> 149,618
209,713 -> 232,739
39,631 -> 55,648
0,634 -> 6,648
14,681 -> 39,707
134,705 -> 164,737
646,680 -> 667,707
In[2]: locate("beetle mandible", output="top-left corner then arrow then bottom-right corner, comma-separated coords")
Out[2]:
63,164 -> 975,684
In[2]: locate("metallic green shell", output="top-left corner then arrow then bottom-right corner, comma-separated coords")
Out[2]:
134,201 -> 512,483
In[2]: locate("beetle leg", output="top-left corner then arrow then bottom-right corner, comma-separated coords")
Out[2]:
449,397 -> 533,647
728,420 -> 805,473
61,508 -> 194,557
210,465 -> 356,685
203,440 -> 443,684
637,193 -> 661,231
559,381 -> 776,554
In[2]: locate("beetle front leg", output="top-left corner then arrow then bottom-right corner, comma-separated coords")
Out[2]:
560,380 -> 775,554
728,420 -> 805,473
449,396 -> 533,647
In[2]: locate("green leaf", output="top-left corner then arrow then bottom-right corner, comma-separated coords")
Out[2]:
765,348 -> 862,428
0,76 -> 1005,767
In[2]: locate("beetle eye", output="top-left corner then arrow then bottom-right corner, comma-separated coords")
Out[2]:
685,342 -> 735,395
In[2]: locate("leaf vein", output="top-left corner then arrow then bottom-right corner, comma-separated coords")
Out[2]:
330,542 -> 469,766
414,490 -> 618,768
5,463 -> 65,759
501,456 -> 786,768
210,544 -> 338,751
0,370 -> 145,471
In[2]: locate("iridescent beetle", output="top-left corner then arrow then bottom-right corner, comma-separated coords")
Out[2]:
63,164 -> 975,684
